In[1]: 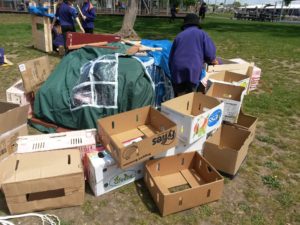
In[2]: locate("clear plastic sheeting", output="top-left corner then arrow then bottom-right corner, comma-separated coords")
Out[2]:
71,54 -> 119,110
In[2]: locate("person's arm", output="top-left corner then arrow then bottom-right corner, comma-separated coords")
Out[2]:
84,7 -> 96,21
203,33 -> 216,64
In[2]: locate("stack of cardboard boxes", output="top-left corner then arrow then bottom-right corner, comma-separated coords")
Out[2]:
0,57 -> 259,217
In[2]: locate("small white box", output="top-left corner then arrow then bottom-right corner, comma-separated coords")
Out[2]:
154,136 -> 206,159
88,150 -> 144,196
6,79 -> 30,106
161,92 -> 224,144
206,82 -> 246,123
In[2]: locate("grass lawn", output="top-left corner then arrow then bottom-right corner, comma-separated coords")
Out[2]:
0,14 -> 299,225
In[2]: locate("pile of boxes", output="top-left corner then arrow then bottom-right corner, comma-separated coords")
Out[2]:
0,58 -> 259,217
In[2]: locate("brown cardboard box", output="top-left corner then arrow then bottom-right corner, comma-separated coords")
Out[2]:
98,106 -> 178,169
1,149 -> 84,214
0,102 -> 29,135
144,151 -> 224,216
203,124 -> 251,176
233,110 -> 258,144
0,124 -> 28,162
18,56 -> 52,93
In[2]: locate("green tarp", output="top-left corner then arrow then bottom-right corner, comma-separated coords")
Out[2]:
34,44 -> 155,130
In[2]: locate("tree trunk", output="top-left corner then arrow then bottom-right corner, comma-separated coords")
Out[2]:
116,0 -> 139,39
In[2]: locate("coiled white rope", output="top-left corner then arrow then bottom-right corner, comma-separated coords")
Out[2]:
0,213 -> 60,225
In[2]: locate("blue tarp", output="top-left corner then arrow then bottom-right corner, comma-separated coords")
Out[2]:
28,6 -> 54,18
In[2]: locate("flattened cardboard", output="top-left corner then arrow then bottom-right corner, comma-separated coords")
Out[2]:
203,124 -> 251,176
1,149 -> 84,214
0,124 -> 28,162
0,102 -> 29,136
206,83 -> 246,123
98,106 -> 177,169
207,71 -> 250,91
87,150 -> 144,196
18,56 -> 51,93
144,152 -> 224,216
161,93 -> 224,144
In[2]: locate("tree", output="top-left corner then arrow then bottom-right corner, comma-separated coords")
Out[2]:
116,0 -> 139,39
284,0 -> 293,6
232,1 -> 241,8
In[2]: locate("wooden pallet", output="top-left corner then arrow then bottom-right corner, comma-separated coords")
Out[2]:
31,15 -> 53,52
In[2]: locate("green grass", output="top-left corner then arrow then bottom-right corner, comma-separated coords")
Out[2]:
0,13 -> 299,225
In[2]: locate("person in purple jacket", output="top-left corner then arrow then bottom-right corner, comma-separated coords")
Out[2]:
81,0 -> 96,33
169,13 -> 218,96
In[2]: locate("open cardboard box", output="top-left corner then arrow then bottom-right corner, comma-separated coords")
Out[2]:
207,70 -> 250,91
144,151 -> 224,216
206,82 -> 246,123
161,93 -> 224,144
18,56 -> 52,94
203,124 -> 251,176
0,149 -> 84,214
98,106 -> 178,169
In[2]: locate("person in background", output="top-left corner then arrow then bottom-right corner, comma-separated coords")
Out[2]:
169,13 -> 218,96
81,0 -> 96,33
169,4 -> 176,22
52,20 -> 64,52
52,0 -> 85,49
199,2 -> 207,20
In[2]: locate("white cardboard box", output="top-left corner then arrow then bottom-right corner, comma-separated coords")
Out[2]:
161,92 -> 224,144
88,150 -> 144,196
154,136 -> 206,158
6,80 -> 30,106
206,82 -> 246,123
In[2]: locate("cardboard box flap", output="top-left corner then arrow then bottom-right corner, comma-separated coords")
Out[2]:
18,56 -> 51,93
237,110 -> 258,130
208,71 -> 249,83
0,102 -> 29,135
161,92 -> 222,117
3,149 -> 82,184
149,107 -> 177,131
206,82 -> 245,101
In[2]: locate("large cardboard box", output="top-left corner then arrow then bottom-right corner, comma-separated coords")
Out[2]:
144,152 -> 224,216
88,150 -> 144,196
154,136 -> 206,159
206,83 -> 246,123
0,124 -> 28,162
203,124 -> 251,176
1,149 -> 84,214
207,71 -> 250,91
18,56 -> 51,93
98,106 -> 178,169
161,93 -> 224,144
207,61 -> 251,74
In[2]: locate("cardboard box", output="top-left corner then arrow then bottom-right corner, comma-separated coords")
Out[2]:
1,149 -> 84,214
207,71 -> 250,91
87,150 -> 144,196
154,136 -> 206,159
98,106 -> 178,169
203,124 -> 251,176
144,152 -> 224,216
0,102 -> 29,136
161,93 -> 224,144
6,79 -> 34,116
0,124 -> 28,162
228,110 -> 258,144
206,83 -> 246,123
207,62 -> 251,74
18,56 -> 52,93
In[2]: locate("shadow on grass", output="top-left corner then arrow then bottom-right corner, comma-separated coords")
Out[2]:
134,180 -> 160,215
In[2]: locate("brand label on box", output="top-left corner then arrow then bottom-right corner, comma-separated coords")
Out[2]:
208,109 -> 222,127
152,130 -> 176,146
109,170 -> 136,187
18,64 -> 26,72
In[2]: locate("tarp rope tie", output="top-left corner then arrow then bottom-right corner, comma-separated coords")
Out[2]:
0,213 -> 60,225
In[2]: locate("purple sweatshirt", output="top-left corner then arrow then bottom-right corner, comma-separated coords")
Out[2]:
169,26 -> 216,85
81,2 -> 96,29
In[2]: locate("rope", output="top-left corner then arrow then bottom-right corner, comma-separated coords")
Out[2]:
0,213 -> 60,225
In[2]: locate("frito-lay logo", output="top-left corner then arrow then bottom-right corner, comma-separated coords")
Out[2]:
152,130 -> 176,146
109,170 -> 136,187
